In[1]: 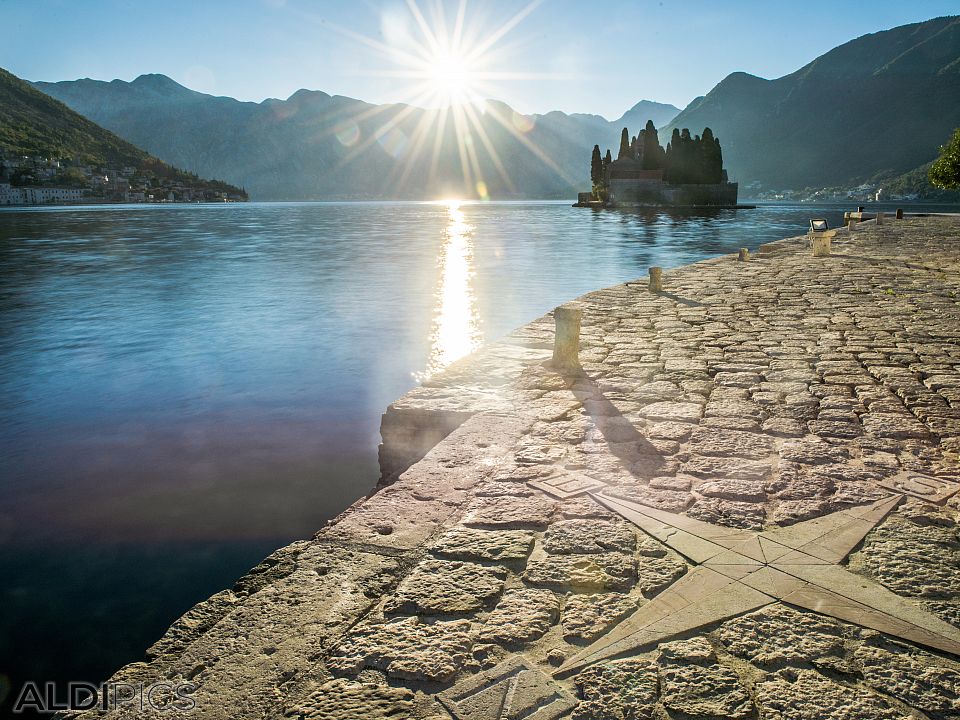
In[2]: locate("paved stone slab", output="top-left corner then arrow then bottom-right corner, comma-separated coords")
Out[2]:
479,589 -> 560,645
755,669 -> 906,719
637,401 -> 703,422
283,678 -> 415,720
543,519 -> 636,554
329,615 -> 474,682
523,553 -> 636,592
718,604 -> 846,667
462,495 -> 556,529
384,559 -> 507,614
561,593 -> 639,642
572,658 -> 658,720
432,527 -> 536,562
658,639 -> 753,719
687,426 -> 776,459
855,641 -> 960,716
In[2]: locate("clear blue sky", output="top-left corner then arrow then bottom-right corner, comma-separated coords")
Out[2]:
3,0 -> 957,118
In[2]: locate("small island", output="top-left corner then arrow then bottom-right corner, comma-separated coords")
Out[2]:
576,120 -> 746,208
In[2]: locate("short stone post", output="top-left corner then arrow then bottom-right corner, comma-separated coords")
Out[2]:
857,206 -> 865,213
738,248 -> 750,262
848,218 -> 857,230
812,235 -> 831,257
649,267 -> 663,292
896,208 -> 904,219
551,303 -> 582,373
876,212 -> 884,225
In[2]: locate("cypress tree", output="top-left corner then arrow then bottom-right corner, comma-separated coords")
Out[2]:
701,128 -> 723,183
714,137 -> 724,183
678,128 -> 693,182
641,120 -> 664,170
590,144 -> 603,196
665,129 -> 682,183
693,134 -> 704,183
618,128 -> 631,160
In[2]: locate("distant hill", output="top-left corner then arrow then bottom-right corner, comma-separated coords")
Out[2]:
0,67 -> 246,197
33,73 -> 677,200
615,100 -> 680,133
663,15 -> 960,191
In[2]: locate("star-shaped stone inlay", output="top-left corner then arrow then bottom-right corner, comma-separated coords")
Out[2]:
554,492 -> 960,678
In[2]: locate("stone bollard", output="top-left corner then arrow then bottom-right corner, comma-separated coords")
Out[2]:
848,218 -> 857,230
896,208 -> 904,219
738,248 -> 750,262
551,303 -> 583,373
649,267 -> 663,292
876,212 -> 884,225
812,235 -> 831,257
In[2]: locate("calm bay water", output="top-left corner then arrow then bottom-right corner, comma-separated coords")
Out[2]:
0,199 -> 947,701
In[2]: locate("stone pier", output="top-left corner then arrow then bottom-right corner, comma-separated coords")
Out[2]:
71,216 -> 960,720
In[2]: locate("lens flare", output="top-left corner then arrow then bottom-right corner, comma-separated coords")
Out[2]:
334,122 -> 360,147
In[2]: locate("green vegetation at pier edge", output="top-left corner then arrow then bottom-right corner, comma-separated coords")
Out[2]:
929,128 -> 960,190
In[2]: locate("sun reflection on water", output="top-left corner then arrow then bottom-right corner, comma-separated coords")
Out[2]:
417,201 -> 482,380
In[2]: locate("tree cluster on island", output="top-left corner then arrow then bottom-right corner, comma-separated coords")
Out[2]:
590,120 -> 725,200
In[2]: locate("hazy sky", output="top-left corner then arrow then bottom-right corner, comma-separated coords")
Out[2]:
3,0 -> 957,118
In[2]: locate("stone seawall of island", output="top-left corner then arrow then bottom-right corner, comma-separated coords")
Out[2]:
67,214 -> 960,720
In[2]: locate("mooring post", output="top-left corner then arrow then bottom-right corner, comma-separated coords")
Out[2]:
738,248 -> 750,262
812,235 -> 831,257
551,303 -> 583,374
896,208 -> 904,220
876,211 -> 884,226
649,266 -> 663,292
848,218 -> 857,231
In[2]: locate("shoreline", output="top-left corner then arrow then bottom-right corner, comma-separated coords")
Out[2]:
3,198 -> 960,212
64,213 -> 960,719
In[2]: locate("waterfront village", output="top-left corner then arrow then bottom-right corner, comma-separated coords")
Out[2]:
749,182 -> 924,203
0,155 -> 247,206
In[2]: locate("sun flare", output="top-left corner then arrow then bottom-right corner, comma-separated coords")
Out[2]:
328,0 -> 574,201
425,50 -> 476,107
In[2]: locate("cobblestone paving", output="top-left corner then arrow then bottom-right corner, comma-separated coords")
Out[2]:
70,217 -> 960,720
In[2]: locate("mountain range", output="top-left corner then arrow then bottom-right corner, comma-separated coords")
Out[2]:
0,68 -> 245,197
32,75 -> 678,200
29,15 -> 960,200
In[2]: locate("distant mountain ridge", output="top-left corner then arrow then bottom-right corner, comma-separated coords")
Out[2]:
0,67 -> 245,197
33,74 -> 678,200
663,15 -> 960,190
30,15 -> 960,199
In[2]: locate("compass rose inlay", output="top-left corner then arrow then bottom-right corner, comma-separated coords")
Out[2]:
555,492 -> 960,678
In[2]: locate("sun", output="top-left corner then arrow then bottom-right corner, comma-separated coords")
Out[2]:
425,50 -> 476,107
